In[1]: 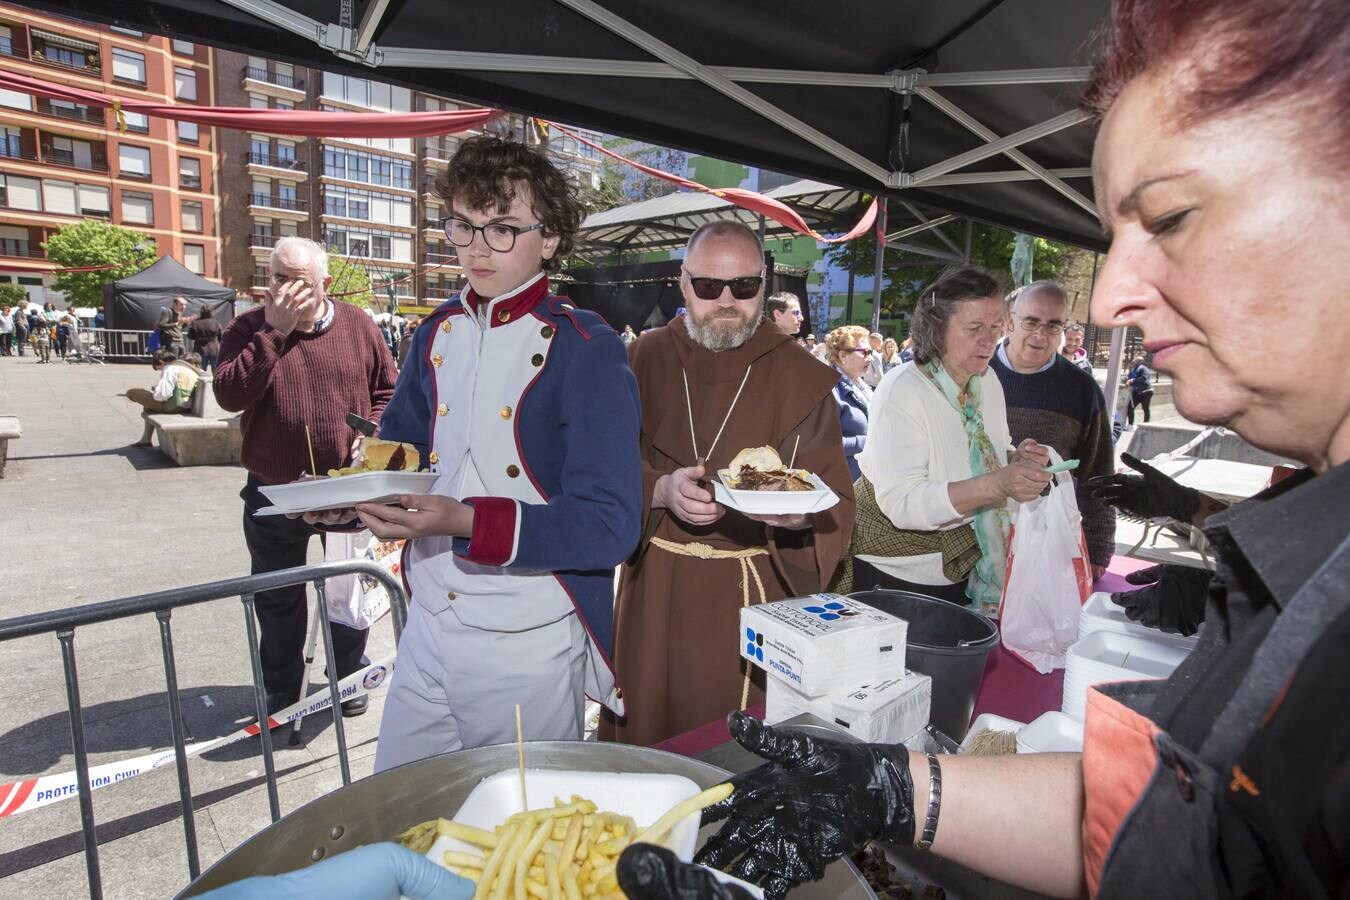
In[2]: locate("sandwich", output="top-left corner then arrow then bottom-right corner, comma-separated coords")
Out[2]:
723,446 -> 815,492
326,438 -> 421,477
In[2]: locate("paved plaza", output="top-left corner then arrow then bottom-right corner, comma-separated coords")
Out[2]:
0,354 -> 398,899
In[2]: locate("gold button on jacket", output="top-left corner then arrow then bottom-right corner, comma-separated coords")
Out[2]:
500,406 -> 513,420
506,464 -> 521,478
428,451 -> 439,464
531,353 -> 544,367
498,310 -> 511,323
440,319 -> 452,333
432,353 -> 444,367
437,403 -> 448,416
540,325 -> 554,339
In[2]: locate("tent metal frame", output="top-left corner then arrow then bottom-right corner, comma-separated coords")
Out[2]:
217,0 -> 1098,209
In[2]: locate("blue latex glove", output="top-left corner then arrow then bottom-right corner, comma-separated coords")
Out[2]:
196,842 -> 473,900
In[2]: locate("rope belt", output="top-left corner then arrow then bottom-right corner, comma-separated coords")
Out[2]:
649,536 -> 770,710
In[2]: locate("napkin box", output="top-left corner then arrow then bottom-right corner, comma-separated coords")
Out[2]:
741,594 -> 907,697
766,670 -> 932,744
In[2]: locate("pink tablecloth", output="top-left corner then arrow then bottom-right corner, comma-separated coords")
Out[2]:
969,554 -> 1154,724
655,555 -> 1159,756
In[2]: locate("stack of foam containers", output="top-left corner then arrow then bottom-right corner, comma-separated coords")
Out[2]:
1062,592 -> 1200,721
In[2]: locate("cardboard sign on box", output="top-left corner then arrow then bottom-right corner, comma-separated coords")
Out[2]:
741,594 -> 907,697
766,670 -> 933,744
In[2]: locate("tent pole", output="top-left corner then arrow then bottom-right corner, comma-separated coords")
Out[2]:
870,201 -> 885,334
1104,325 -> 1126,432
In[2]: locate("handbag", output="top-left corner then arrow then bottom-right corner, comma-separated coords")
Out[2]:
998,448 -> 1092,672
323,531 -> 404,630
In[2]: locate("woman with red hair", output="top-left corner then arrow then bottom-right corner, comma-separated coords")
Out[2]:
611,1 -> 1350,898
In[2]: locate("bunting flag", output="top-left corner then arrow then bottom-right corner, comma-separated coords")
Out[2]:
0,70 -> 500,138
545,121 -> 877,244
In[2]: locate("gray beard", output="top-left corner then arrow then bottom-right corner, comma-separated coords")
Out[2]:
686,308 -> 762,352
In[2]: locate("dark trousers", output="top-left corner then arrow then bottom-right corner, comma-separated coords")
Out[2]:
1127,391 -> 1153,425
241,476 -> 369,697
13,330 -> 23,354
851,556 -> 971,606
0,333 -> 11,354
199,351 -> 217,373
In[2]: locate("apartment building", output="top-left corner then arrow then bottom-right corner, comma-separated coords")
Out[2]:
212,48 -> 604,316
0,4 -> 220,304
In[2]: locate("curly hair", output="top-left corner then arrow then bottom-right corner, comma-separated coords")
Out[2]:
825,325 -> 869,368
436,136 -> 585,273
909,266 -> 1004,365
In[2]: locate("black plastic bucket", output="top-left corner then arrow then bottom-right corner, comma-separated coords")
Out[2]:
850,589 -> 999,740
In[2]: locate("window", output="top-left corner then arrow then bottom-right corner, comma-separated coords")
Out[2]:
0,175 -> 41,210
276,141 -> 296,163
371,236 -> 391,259
174,66 -> 197,101
274,98 -> 294,111
0,127 -> 20,158
183,243 -> 204,274
0,87 -> 30,111
325,229 -> 347,254
274,62 -> 294,88
172,39 -> 195,55
43,180 -> 76,215
123,111 -> 149,133
110,27 -> 143,36
250,136 -> 269,160
49,136 -> 93,169
279,219 -> 297,236
79,184 -> 110,217
177,121 -> 198,144
111,48 -> 146,84
251,220 -> 274,245
180,200 -> 202,232
121,190 -> 153,225
179,156 -> 201,190
248,94 -> 268,109
0,25 -> 11,56
118,144 -> 150,178
277,182 -> 296,203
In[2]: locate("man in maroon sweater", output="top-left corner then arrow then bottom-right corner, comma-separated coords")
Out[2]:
215,236 -> 397,717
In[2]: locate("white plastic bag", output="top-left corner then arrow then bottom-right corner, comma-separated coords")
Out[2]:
323,531 -> 404,630
998,449 -> 1092,673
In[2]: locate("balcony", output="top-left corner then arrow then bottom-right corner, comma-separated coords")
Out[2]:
44,148 -> 110,173
34,99 -> 103,126
249,192 -> 307,214
30,33 -> 101,76
246,151 -> 307,179
0,240 -> 45,259
242,65 -> 305,100
249,233 -> 279,250
424,286 -> 456,301
0,145 -> 38,163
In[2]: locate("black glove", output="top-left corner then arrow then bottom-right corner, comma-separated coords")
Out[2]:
1086,452 -> 1201,523
617,844 -> 756,900
1111,564 -> 1211,636
693,711 -> 915,899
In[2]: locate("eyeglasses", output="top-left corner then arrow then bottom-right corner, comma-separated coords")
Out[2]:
1013,316 -> 1066,336
684,272 -> 764,301
443,216 -> 545,253
844,347 -> 870,356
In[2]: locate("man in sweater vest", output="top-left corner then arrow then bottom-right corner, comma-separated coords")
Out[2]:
215,236 -> 398,718
991,281 -> 1116,580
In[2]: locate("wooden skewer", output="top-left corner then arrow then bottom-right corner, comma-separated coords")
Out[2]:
304,425 -> 318,476
515,703 -> 528,812
788,434 -> 801,470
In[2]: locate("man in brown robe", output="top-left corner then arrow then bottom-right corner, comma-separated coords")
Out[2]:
601,221 -> 855,746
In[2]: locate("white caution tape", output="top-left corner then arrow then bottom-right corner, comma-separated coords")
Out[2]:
0,654 -> 395,820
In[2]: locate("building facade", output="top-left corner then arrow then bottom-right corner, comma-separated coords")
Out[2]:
0,4 -> 222,304
212,50 -> 603,317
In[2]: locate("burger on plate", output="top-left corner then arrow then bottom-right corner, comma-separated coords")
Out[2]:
721,446 -> 815,492
326,438 -> 421,477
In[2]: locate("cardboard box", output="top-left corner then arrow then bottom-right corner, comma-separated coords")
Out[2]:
766,670 -> 933,744
741,594 -> 907,697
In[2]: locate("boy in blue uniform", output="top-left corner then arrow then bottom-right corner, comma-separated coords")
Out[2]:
357,137 -> 641,769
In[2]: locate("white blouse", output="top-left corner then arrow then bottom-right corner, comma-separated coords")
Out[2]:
855,362 -> 1011,584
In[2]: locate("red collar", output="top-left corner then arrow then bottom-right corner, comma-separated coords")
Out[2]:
463,273 -> 549,327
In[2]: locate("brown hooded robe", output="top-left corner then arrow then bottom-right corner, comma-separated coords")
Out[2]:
600,316 -> 855,746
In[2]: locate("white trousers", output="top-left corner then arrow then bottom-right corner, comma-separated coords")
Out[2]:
373,598 -> 588,772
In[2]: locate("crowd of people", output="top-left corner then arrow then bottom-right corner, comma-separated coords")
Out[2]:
0,301 -> 87,362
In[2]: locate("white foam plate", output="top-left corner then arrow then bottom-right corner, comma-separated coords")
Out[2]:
257,470 -> 439,514
1016,711 -> 1084,753
1079,592 -> 1200,651
714,470 -> 840,515
1062,630 -> 1192,720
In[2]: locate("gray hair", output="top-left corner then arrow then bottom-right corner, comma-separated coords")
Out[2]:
685,219 -> 763,257
269,236 -> 330,279
1008,279 -> 1069,313
909,265 -> 1005,365
1064,322 -> 1085,335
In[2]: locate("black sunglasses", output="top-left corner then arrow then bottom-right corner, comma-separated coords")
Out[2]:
685,274 -> 764,301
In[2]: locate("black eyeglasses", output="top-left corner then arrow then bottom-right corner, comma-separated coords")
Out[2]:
1013,315 -> 1066,336
443,216 -> 545,253
684,273 -> 764,301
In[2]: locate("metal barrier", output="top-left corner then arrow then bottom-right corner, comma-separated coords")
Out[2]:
82,328 -> 157,361
0,560 -> 407,900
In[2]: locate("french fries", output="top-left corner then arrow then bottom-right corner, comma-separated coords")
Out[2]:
398,783 -> 732,899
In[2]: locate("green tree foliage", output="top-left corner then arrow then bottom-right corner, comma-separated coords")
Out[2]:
824,213 -> 1076,322
0,283 -> 28,307
578,165 -> 628,215
42,220 -> 157,308
328,255 -> 375,308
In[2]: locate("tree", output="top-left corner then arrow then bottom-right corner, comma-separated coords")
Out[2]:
43,220 -> 157,308
578,165 -> 628,215
0,283 -> 27,307
327,255 -> 375,309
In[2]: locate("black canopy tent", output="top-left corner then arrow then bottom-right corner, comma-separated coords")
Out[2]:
103,256 -> 237,331
37,0 -> 1108,249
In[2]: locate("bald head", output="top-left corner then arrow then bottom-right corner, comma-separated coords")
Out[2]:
685,220 -> 762,259
1010,280 -> 1069,317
